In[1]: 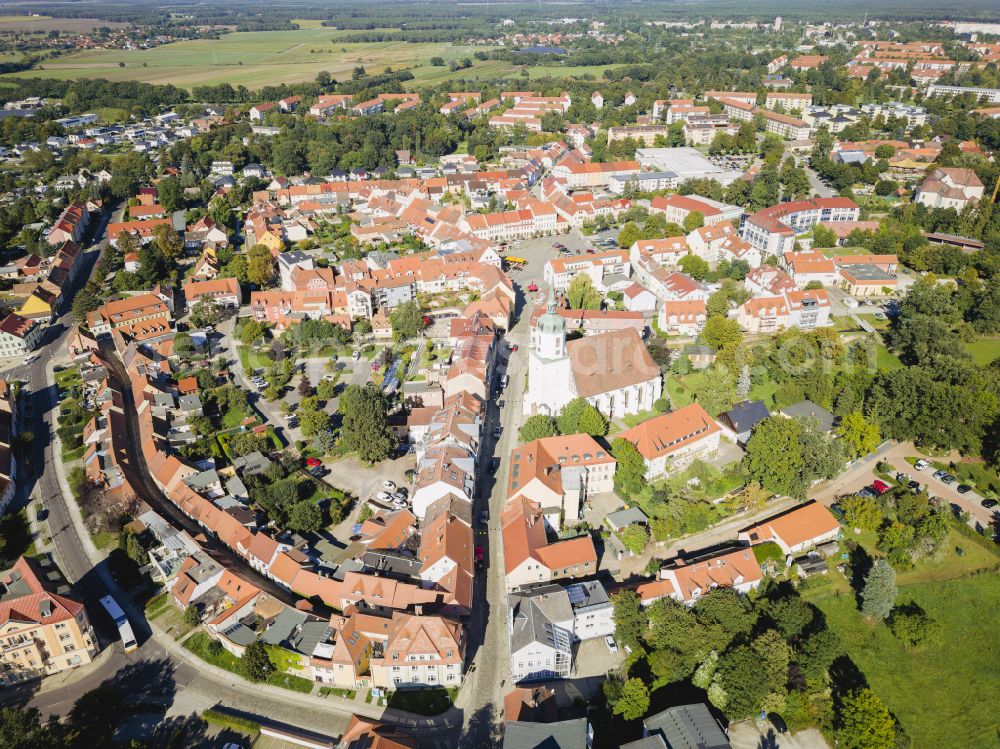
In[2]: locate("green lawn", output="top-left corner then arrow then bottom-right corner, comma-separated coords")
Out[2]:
965,337 -> 1000,366
875,343 -> 903,371
236,344 -> 271,375
144,592 -> 196,640
810,573 -> 1000,748
831,315 -> 863,333
184,632 -> 314,693
387,687 -> 458,716
857,313 -> 890,331
802,529 -> 1000,748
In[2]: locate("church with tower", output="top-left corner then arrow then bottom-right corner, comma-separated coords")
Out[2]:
524,290 -> 663,419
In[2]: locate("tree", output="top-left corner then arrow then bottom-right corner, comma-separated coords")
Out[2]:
578,404 -> 609,437
298,408 -> 331,439
742,417 -> 804,496
682,210 -> 705,232
620,524 -> 650,554
519,414 -> 557,442
611,678 -> 650,721
288,501 -> 324,532
812,223 -> 838,248
240,320 -> 268,347
339,383 -> 395,463
556,398 -> 607,436
153,223 -> 183,259
611,590 -> 645,649
679,253 -> 710,280
566,273 -> 602,310
611,437 -> 645,498
861,558 -> 896,621
390,301 -> 424,341
701,316 -> 741,351
120,531 -> 148,566
837,688 -> 896,749
239,639 -> 275,682
316,379 -> 337,399
157,176 -> 184,213
183,604 -> 200,627
430,56 -> 445,66
736,364 -> 751,398
617,221 -> 641,249
887,602 -> 937,649
298,374 -> 314,398
72,282 -> 104,323
714,644 -> 771,719
173,331 -> 195,358
839,493 -> 883,531
246,244 -> 274,287
190,299 -> 224,328
836,411 -> 880,458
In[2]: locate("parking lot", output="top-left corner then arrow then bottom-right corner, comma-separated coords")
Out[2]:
572,636 -> 625,678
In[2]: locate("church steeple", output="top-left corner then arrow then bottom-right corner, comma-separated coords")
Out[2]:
535,286 -> 566,360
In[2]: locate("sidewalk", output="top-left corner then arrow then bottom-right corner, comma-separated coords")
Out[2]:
44,355 -> 104,570
31,642 -> 116,695
149,620 -> 455,729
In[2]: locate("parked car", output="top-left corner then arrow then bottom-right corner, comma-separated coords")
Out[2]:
392,492 -> 407,502
907,480 -> 921,492
494,425 -> 501,439
767,714 -> 788,735
932,469 -> 947,481
305,458 -> 322,468
941,474 -> 958,485
527,283 -> 538,292
605,635 -> 618,654
871,480 -> 891,495
957,484 -> 972,494
982,498 -> 999,509
858,487 -> 877,498
914,459 -> 930,471
500,374 -> 509,388
383,480 -> 396,490
509,344 -> 519,353
480,509 -> 489,524
377,492 -> 391,501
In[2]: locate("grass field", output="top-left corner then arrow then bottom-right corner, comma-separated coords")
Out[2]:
802,529 -> 1000,748
4,28 -> 509,90
525,63 -> 627,79
965,337 -> 1000,366
0,15 -> 124,32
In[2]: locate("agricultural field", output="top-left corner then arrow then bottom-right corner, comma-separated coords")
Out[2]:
0,14 -> 124,32
3,27 -> 509,90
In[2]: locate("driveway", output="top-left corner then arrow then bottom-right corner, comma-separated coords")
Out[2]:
729,722 -> 831,749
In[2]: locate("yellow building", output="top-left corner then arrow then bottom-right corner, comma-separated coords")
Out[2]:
0,556 -> 98,685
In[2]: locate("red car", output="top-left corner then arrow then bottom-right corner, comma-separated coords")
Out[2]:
306,458 -> 322,468
871,479 -> 891,495
509,344 -> 519,352
527,283 -> 538,292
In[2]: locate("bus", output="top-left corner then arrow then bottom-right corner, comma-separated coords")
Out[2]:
99,595 -> 138,653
